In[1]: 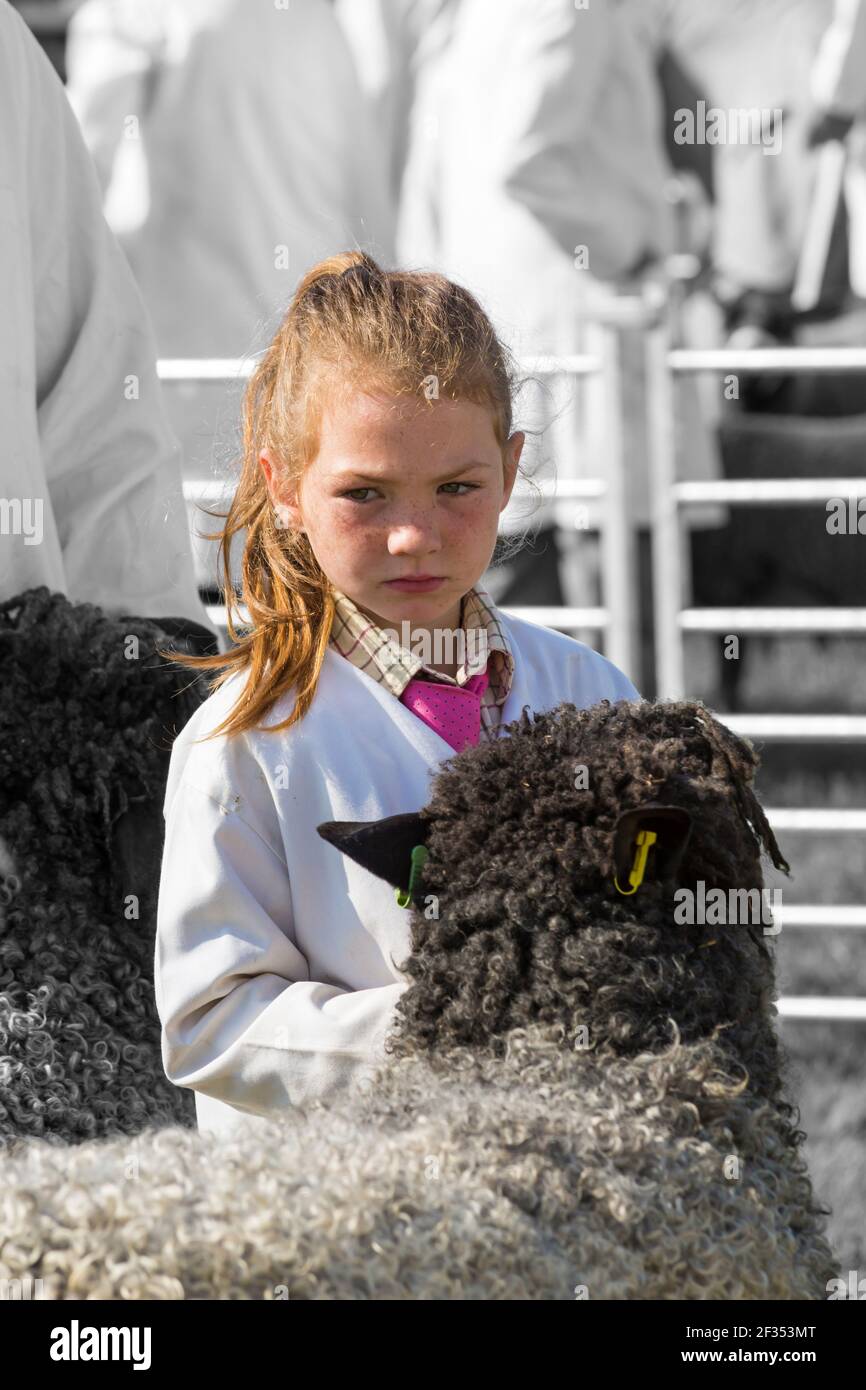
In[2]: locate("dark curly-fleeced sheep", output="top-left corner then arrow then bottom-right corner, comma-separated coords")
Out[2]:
385,698 -> 791,1102
0,592 -> 839,1299
0,587 -> 207,1146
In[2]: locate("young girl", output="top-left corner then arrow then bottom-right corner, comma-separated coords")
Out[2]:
155,251 -> 640,1137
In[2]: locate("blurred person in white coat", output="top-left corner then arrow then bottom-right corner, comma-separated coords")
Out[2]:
626,0 -> 833,313
333,0 -> 459,218
66,0 -> 395,590
394,0 -> 720,674
0,0 -> 213,637
808,0 -> 866,300
397,0 -> 671,525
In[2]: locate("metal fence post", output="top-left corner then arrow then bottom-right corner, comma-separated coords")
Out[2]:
592,318 -> 637,682
644,283 -> 685,699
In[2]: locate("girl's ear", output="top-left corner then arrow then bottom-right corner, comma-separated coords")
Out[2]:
501,432 -> 524,513
260,450 -> 304,531
317,811 -> 431,897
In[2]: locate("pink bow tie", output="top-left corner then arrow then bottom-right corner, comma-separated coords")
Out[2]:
399,666 -> 490,753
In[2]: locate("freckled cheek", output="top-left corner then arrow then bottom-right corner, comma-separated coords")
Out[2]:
441,496 -> 499,545
419,493 -> 498,534
326,506 -> 364,539
322,507 -> 382,562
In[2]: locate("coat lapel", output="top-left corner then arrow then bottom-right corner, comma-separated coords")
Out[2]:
320,608 -> 532,767
322,647 -> 462,768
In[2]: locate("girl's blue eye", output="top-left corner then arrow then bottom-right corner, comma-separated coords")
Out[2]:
340,482 -> 480,503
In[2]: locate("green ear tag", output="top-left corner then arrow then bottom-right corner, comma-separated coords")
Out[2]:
396,844 -> 429,908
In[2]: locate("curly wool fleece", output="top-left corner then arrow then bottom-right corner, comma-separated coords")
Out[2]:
0,1031 -> 837,1300
0,587 -> 206,1146
0,659 -> 839,1298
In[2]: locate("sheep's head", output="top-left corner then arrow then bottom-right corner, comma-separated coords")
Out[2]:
317,699 -> 791,1096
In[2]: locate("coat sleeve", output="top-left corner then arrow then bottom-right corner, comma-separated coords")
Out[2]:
19,9 -> 214,630
811,0 -> 866,118
155,778 -> 407,1118
500,1 -> 668,280
499,5 -> 614,262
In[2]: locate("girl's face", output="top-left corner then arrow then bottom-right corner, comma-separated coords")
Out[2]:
261,387 -> 522,635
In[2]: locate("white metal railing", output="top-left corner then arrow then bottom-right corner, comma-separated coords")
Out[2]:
773,907 -> 866,928
721,714 -> 866,740
644,304 -> 866,1023
163,286 -> 866,1023
777,998 -> 866,1020
668,346 -> 866,374
647,315 -> 866,704
681,609 -> 866,633
676,478 -> 866,503
160,357 -> 255,380
766,808 -> 866,832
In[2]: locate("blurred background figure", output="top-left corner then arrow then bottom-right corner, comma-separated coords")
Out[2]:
333,0 -> 457,223
65,0 -> 395,591
395,0 -> 673,517
0,0 -> 213,641
381,0 -> 721,688
626,0 -> 835,343
808,0 -> 866,304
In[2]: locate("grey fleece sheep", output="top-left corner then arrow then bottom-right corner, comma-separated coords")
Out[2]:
0,688 -> 838,1299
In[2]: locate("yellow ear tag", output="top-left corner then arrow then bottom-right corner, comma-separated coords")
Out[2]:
614,829 -> 658,896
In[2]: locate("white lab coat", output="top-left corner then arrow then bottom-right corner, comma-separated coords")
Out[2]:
398,0 -> 673,341
156,607 -> 640,1138
66,0 -> 396,587
0,0 -> 213,626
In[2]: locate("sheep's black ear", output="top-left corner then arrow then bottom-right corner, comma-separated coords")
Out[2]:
613,803 -> 692,885
316,811 -> 431,898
